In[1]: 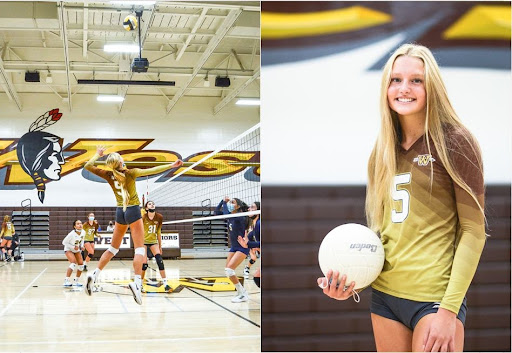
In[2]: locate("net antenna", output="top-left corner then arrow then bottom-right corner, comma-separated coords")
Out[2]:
149,123 -> 260,226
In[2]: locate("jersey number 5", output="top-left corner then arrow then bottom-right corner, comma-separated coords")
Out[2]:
391,173 -> 411,223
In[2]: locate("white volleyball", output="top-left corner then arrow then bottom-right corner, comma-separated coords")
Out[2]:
318,223 -> 384,290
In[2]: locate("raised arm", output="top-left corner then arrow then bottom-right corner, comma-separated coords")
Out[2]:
84,146 -> 109,178
130,160 -> 183,178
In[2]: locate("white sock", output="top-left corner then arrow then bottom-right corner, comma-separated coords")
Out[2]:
162,278 -> 167,286
235,282 -> 244,294
65,277 -> 70,281
92,268 -> 101,281
134,275 -> 142,287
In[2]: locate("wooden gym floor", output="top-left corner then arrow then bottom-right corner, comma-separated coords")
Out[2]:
0,258 -> 260,352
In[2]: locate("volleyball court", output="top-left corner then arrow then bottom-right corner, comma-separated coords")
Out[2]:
0,124 -> 261,352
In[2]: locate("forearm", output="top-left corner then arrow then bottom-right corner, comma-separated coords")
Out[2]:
441,224 -> 485,313
84,153 -> 100,171
132,163 -> 180,177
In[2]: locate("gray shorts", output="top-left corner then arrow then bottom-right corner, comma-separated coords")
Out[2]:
115,205 -> 142,225
371,288 -> 467,330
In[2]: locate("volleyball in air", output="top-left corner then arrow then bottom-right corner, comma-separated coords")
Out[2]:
318,223 -> 384,290
123,15 -> 138,31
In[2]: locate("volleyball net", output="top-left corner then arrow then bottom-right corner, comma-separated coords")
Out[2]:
149,123 -> 260,225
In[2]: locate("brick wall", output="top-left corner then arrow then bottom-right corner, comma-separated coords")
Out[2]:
262,185 -> 511,352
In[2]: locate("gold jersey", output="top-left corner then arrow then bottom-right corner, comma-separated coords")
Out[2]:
143,212 -> 163,244
371,127 -> 485,314
1,222 -> 15,238
85,154 -> 178,208
83,221 -> 99,241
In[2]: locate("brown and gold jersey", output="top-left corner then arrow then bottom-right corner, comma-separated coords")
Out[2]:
1,222 -> 15,238
143,212 -> 163,244
83,221 -> 99,241
84,154 -> 178,208
371,127 -> 485,314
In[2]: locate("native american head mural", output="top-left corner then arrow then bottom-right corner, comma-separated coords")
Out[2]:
16,109 -> 65,203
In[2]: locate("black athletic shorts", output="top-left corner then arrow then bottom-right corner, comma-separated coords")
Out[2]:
371,288 -> 467,330
115,205 -> 142,225
84,240 -> 95,244
229,246 -> 250,255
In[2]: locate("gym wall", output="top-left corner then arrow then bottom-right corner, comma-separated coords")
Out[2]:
0,93 -> 259,250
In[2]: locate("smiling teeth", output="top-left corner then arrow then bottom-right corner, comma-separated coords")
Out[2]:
398,98 -> 413,102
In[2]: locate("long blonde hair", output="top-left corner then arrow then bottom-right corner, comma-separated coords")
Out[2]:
106,152 -> 130,211
2,215 -> 9,232
365,44 -> 484,232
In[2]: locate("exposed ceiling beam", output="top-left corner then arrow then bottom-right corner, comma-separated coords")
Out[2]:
7,45 -> 258,57
58,2 -> 72,111
1,24 -> 258,39
176,7 -> 208,62
159,1 -> 259,12
0,52 -> 22,111
63,2 -> 259,12
231,49 -> 245,71
83,4 -> 88,58
166,8 -> 242,114
214,68 -> 259,115
2,62 -> 256,78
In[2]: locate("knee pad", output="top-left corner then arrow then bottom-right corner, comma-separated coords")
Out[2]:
77,264 -> 84,271
254,277 -> 260,288
87,253 -> 94,259
68,263 -> 76,271
107,246 -> 119,256
249,259 -> 256,265
134,247 -> 145,256
225,267 -> 236,277
142,263 -> 148,271
155,253 -> 165,271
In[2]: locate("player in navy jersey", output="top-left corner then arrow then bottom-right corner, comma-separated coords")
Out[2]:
216,196 -> 250,303
238,203 -> 261,288
243,202 -> 260,278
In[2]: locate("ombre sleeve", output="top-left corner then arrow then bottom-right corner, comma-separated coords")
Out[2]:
440,132 -> 486,314
84,153 -> 109,179
131,163 -> 180,178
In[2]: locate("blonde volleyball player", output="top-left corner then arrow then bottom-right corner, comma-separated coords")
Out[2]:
141,201 -> 172,293
83,146 -> 183,305
0,215 -> 15,262
216,196 -> 250,303
62,220 -> 86,287
82,212 -> 100,271
317,44 -> 485,352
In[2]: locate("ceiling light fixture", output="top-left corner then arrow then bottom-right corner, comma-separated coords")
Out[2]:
110,1 -> 156,5
97,95 -> 125,102
236,99 -> 260,106
104,44 -> 139,53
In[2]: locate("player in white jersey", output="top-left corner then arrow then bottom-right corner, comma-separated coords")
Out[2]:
62,220 -> 86,287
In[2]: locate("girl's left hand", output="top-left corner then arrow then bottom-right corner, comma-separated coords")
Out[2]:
96,145 -> 106,157
423,308 -> 457,352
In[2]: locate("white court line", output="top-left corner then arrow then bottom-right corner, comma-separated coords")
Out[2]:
8,335 -> 260,346
0,267 -> 47,317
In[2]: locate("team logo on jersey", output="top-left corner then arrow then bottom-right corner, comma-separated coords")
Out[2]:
413,154 -> 436,166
